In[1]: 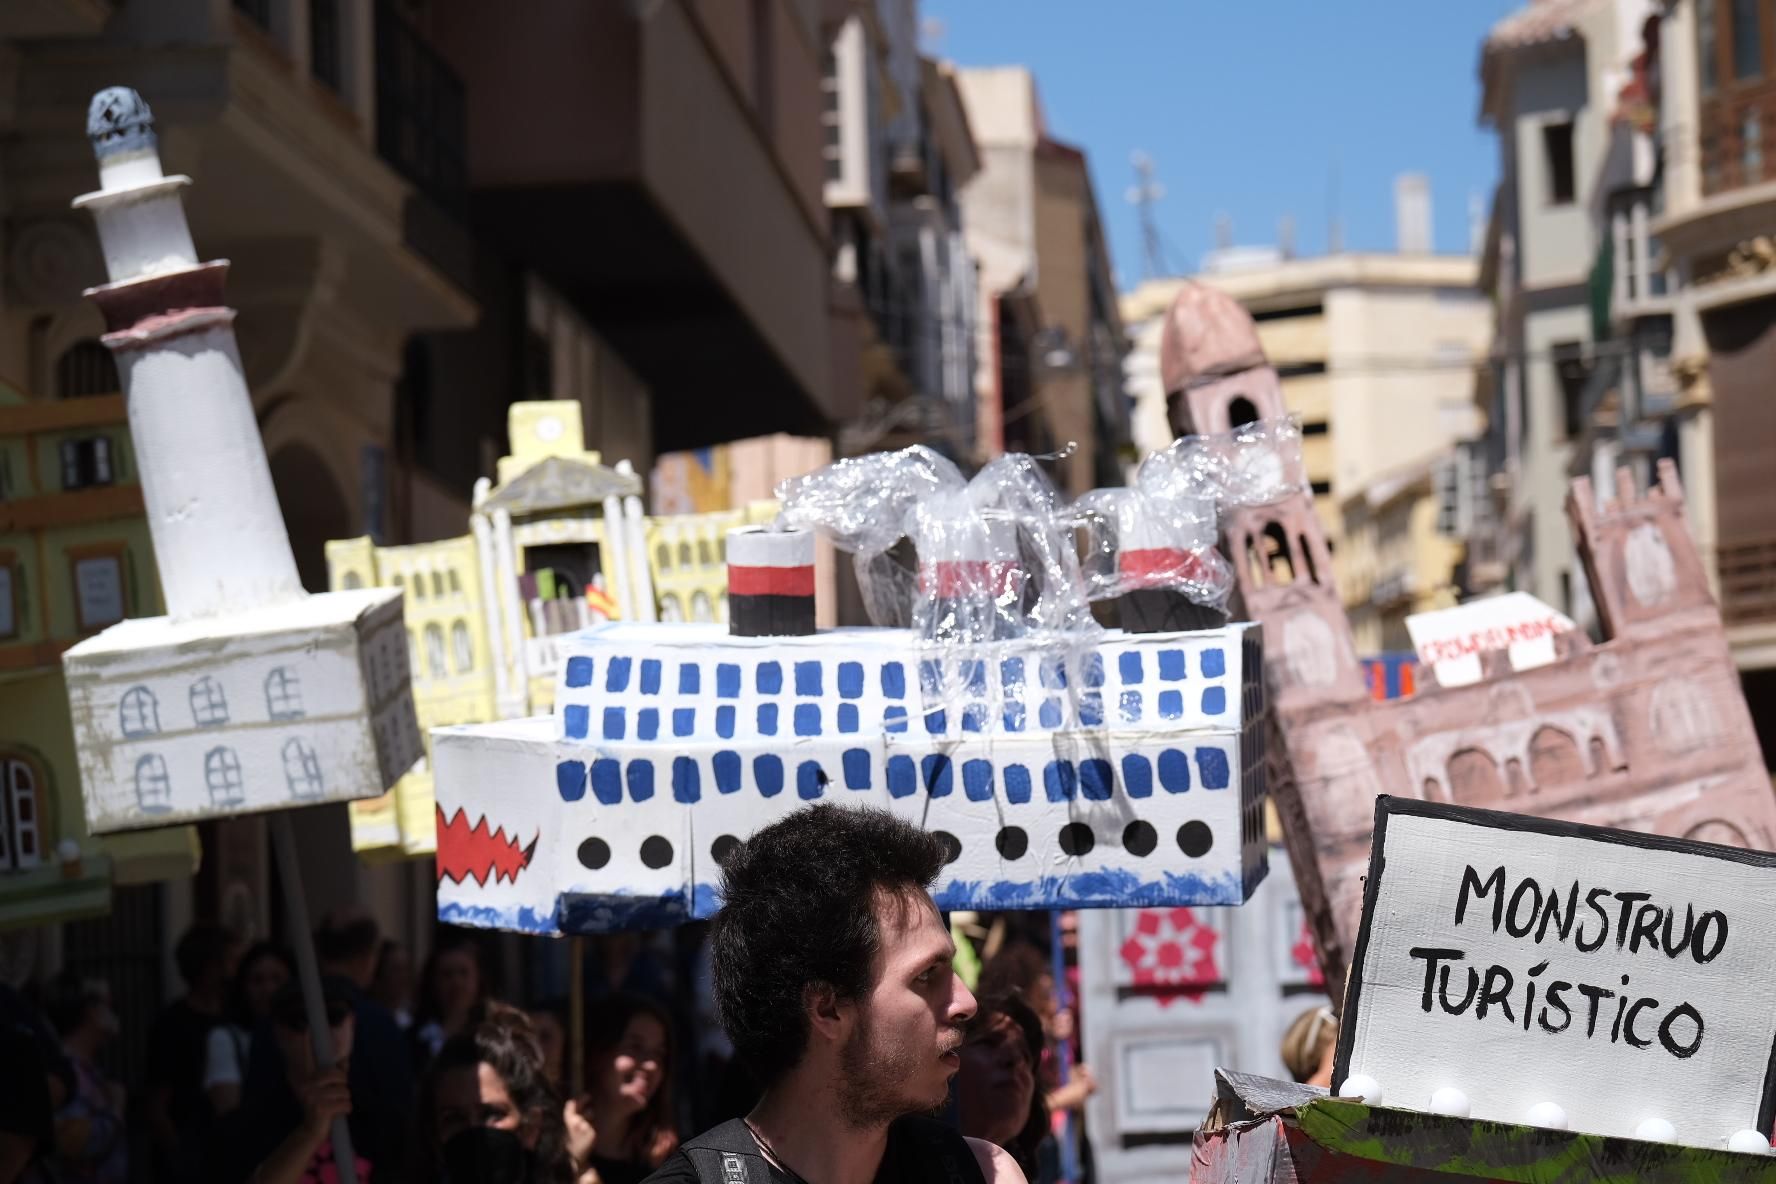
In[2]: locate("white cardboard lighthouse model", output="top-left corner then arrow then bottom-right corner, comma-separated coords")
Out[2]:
62,89 -> 421,834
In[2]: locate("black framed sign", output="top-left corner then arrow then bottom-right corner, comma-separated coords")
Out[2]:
1333,796 -> 1776,1150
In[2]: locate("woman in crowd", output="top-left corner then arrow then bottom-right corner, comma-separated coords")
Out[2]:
205,943 -> 293,1117
955,992 -> 1049,1181
413,930 -> 490,1066
1281,1004 -> 1338,1087
372,941 -> 416,1032
565,994 -> 676,1184
528,1006 -> 567,1092
415,1007 -> 572,1184
34,973 -> 127,1184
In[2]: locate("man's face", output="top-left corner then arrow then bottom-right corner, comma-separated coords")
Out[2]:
836,889 -> 976,1127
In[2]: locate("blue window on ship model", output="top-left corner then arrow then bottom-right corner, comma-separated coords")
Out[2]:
794,704 -> 822,736
606,656 -> 632,692
673,708 -> 696,737
716,706 -> 736,739
714,751 -> 742,794
758,704 -> 778,736
961,703 -> 988,732
838,662 -> 864,698
756,662 -> 782,694
1201,648 -> 1226,678
672,756 -> 700,803
1039,657 -> 1066,689
678,663 -> 700,694
1078,694 -> 1104,727
1158,649 -> 1186,681
919,659 -> 943,697
795,661 -> 822,696
1043,760 -> 1076,802
1158,749 -> 1191,793
1001,657 -> 1024,691
564,705 -> 589,739
887,755 -> 917,798
591,759 -> 622,804
640,659 -> 662,694
1004,701 -> 1027,732
1004,764 -> 1032,804
962,759 -> 993,801
626,760 -> 654,802
754,755 -> 784,797
881,662 -> 906,698
1122,754 -> 1153,798
837,704 -> 860,733
1039,699 -> 1062,729
636,709 -> 659,740
885,705 -> 908,733
717,663 -> 741,697
1201,686 -> 1226,715
960,660 -> 986,694
925,709 -> 947,735
1119,651 -> 1143,685
603,708 -> 625,740
566,656 -> 593,688
843,749 -> 871,789
1119,692 -> 1142,723
1081,653 -> 1105,688
1196,747 -> 1231,789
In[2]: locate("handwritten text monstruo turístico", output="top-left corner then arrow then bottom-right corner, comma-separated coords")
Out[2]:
1406,865 -> 1726,1059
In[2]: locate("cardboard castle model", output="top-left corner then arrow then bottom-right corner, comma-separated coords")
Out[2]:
1158,281 -> 1776,992
61,89 -> 421,833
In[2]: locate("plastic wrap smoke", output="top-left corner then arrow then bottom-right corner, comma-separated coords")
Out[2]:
774,417 -> 1305,653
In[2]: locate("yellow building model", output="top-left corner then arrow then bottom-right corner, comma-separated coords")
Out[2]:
0,378 -> 195,929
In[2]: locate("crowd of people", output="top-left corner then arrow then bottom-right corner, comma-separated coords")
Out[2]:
0,805 -> 1337,1184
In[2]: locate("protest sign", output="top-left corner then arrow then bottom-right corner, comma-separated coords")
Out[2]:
1335,796 -> 1776,1149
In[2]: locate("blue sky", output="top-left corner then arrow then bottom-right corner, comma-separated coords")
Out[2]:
925,0 -> 1527,287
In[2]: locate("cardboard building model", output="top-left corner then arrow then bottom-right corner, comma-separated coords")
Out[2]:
1158,281 -> 1776,993
60,89 -> 421,834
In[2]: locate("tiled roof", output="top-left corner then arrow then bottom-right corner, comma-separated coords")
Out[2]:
1484,0 -> 1598,53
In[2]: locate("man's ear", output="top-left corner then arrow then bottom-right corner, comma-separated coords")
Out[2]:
804,981 -> 851,1044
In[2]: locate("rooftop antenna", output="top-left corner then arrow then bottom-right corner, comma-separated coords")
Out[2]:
1127,150 -> 1167,280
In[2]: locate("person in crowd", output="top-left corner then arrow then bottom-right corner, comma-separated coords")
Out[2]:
312,909 -> 416,1177
528,1006 -> 567,1091
568,994 -> 676,1184
415,1007 -> 572,1184
414,929 -> 491,1065
978,942 -> 1095,1116
0,982 -> 71,1184
1281,1005 -> 1338,1087
643,803 -> 1023,1184
372,942 -> 416,1032
207,943 -> 294,1117
34,973 -> 126,1184
955,993 -> 1048,1181
221,979 -> 366,1184
146,922 -> 241,1181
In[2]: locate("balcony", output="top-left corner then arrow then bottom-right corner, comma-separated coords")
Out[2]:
1720,538 -> 1776,627
1701,85 -> 1776,198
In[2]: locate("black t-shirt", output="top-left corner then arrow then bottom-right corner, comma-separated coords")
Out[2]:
643,1116 -> 986,1184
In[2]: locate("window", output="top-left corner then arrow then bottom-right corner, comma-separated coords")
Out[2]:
1309,479 -> 1332,496
697,540 -> 714,567
432,571 -> 445,598
1553,341 -> 1590,438
60,437 -> 113,490
1745,109 -> 1764,183
204,747 -> 244,808
691,591 -> 714,622
71,552 -> 124,632
655,544 -> 671,572
265,667 -> 304,721
1700,0 -> 1719,94
283,738 -> 324,800
412,572 -> 426,600
1543,122 -> 1576,205
447,570 -> 461,594
0,562 -> 15,640
678,542 -> 694,567
311,0 -> 343,92
55,341 -> 119,398
452,621 -> 473,673
821,46 -> 842,184
1228,397 -> 1260,427
1302,421 -> 1329,437
120,686 -> 159,737
134,754 -> 171,815
341,571 -> 363,590
424,624 -> 446,679
408,630 -> 423,681
1732,0 -> 1762,80
0,756 -> 41,871
190,676 -> 230,728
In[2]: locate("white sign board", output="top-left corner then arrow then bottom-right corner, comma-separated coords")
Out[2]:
1335,797 -> 1776,1150
1405,591 -> 1574,688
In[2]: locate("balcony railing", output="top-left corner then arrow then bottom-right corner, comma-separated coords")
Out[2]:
1719,537 -> 1776,626
373,0 -> 467,217
1700,85 -> 1776,197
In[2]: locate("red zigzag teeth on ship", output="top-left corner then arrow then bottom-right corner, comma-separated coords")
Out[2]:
435,805 -> 537,887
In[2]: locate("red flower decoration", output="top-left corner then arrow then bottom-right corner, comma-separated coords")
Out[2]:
1119,907 -> 1220,1006
1291,917 -> 1325,986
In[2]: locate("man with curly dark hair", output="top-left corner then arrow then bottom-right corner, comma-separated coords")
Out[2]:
646,803 -> 1024,1184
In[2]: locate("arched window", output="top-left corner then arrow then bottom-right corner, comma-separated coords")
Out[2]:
134,754 -> 172,815
55,340 -> 120,399
691,590 -> 713,622
452,621 -> 474,673
265,667 -> 304,721
659,594 -> 683,622
678,542 -> 694,567
424,624 -> 446,678
119,686 -> 160,737
447,570 -> 461,594
282,739 -> 324,800
1261,522 -> 1295,584
697,540 -> 714,567
189,676 -> 229,727
431,572 -> 445,598
0,755 -> 42,870
393,574 -> 405,591
204,747 -> 244,808
1228,396 -> 1260,427
656,544 -> 671,571
412,572 -> 426,600
341,571 -> 364,590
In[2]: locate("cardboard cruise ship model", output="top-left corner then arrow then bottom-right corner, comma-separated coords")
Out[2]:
431,431 -> 1303,933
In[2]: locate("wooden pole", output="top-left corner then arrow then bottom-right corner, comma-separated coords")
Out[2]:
270,813 -> 358,1184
